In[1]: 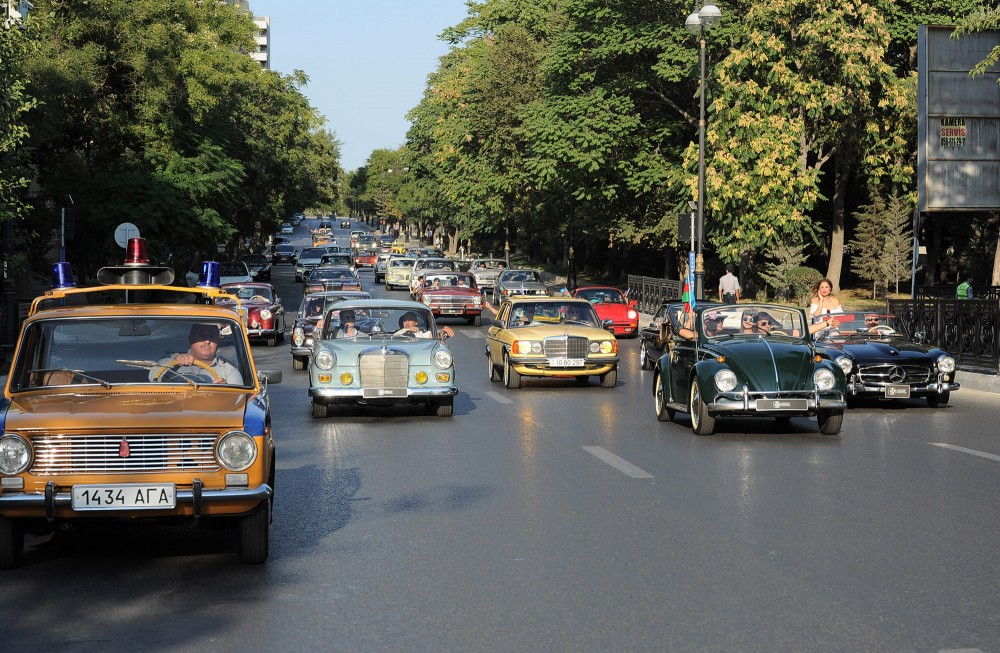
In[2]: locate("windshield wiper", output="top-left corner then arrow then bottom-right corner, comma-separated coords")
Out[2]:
116,359 -> 200,388
28,368 -> 112,388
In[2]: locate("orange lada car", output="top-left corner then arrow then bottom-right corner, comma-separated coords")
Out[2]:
0,243 -> 281,569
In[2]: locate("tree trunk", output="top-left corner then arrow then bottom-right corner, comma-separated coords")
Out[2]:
992,223 -> 1000,286
825,149 -> 852,293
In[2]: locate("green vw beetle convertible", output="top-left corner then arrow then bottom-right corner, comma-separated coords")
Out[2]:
652,303 -> 848,435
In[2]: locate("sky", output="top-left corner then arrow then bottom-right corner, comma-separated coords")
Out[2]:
249,1 -> 471,172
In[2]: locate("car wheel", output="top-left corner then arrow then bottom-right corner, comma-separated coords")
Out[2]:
266,334 -> 276,347
504,353 -> 522,389
292,356 -> 307,371
435,397 -> 454,417
689,378 -> 716,435
654,374 -> 675,422
600,366 -> 617,388
639,342 -> 654,370
817,408 -> 844,435
487,351 -> 501,382
927,391 -> 950,408
238,502 -> 270,564
0,517 -> 24,570
311,400 -> 329,418
470,315 -> 481,327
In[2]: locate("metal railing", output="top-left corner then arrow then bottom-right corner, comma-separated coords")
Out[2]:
917,286 -> 1000,301
627,275 -> 683,314
887,298 -> 999,374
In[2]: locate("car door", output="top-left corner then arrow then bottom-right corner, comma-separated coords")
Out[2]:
486,303 -> 511,366
667,308 -> 698,405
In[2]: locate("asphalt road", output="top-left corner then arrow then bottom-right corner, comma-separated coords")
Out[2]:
3,218 -> 1000,653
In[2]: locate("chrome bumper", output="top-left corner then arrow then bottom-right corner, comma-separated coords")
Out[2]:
309,386 -> 458,399
847,379 -> 960,396
709,386 -> 847,414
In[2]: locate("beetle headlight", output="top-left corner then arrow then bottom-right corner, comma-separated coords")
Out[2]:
433,348 -> 454,369
0,434 -> 32,475
314,349 -> 335,370
216,431 -> 257,472
259,309 -> 272,320
814,368 -> 837,391
834,355 -> 853,375
715,369 -> 738,392
936,355 -> 956,373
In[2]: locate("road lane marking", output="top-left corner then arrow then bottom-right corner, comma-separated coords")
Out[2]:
930,443 -> 1000,462
461,330 -> 486,339
583,446 -> 653,478
486,391 -> 513,404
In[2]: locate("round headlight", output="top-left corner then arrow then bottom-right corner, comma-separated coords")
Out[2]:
531,342 -> 542,354
0,434 -> 32,475
259,309 -> 272,320
216,431 -> 257,472
433,348 -> 454,369
814,368 -> 837,391
937,355 -> 956,373
715,369 -> 738,392
599,341 -> 615,354
314,349 -> 335,370
589,341 -> 600,353
627,310 -> 637,320
473,296 -> 482,306
835,355 -> 853,375
292,327 -> 305,347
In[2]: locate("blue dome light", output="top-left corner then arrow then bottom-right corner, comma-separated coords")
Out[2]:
196,261 -> 221,288
51,262 -> 77,289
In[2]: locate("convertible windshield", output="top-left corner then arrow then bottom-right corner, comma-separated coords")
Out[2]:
576,288 -> 626,304
8,317 -> 251,390
692,305 -> 807,338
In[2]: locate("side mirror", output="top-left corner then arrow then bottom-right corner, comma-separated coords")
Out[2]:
629,300 -> 637,308
257,369 -> 282,384
492,319 -> 504,328
602,319 -> 614,332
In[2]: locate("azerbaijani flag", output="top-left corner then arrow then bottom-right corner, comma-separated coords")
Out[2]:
682,279 -> 692,313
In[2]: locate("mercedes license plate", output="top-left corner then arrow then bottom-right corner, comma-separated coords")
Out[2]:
362,387 -> 408,399
71,484 -> 176,511
757,398 -> 809,411
442,309 -> 462,314
548,357 -> 585,367
884,384 -> 911,398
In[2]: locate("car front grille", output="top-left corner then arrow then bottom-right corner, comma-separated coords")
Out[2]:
543,336 -> 589,358
857,363 -> 933,385
29,434 -> 220,475
360,350 -> 409,387
427,296 -> 469,308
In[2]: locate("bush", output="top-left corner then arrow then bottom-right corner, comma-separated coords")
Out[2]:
788,266 -> 823,306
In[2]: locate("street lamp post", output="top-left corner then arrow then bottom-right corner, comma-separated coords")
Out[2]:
685,2 -> 722,301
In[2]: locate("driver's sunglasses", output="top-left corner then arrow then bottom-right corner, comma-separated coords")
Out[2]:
756,321 -> 771,326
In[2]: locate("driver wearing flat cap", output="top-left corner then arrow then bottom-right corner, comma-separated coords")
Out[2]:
150,323 -> 243,384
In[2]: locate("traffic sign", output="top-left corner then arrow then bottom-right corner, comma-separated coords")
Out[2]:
114,222 -> 140,248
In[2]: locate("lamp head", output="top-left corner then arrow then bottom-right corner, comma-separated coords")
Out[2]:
699,3 -> 722,28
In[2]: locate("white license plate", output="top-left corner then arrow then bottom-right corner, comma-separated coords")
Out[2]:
442,309 -> 462,314
884,384 -> 911,398
71,484 -> 176,511
757,398 -> 809,411
548,358 -> 585,367
362,387 -> 409,398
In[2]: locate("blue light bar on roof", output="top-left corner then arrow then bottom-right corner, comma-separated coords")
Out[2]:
197,261 -> 221,288
51,262 -> 77,289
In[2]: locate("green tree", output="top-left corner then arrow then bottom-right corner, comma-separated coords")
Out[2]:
849,192 -> 912,298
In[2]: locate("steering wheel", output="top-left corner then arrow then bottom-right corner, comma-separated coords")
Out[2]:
249,295 -> 268,303
152,357 -> 222,382
770,329 -> 789,336
871,325 -> 896,335
393,328 -> 417,337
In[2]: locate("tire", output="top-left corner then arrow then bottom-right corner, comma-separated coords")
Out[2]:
927,391 -> 950,408
639,342 -> 654,370
600,366 -> 617,388
470,314 -> 481,327
266,334 -> 276,347
435,397 -> 454,417
689,378 -> 716,435
654,374 -> 675,423
311,400 -> 329,418
0,517 -> 24,570
817,408 -> 844,435
238,502 -> 270,564
487,351 -> 501,382
292,356 -> 307,371
503,354 -> 522,389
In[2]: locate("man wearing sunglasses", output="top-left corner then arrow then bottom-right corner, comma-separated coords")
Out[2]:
754,313 -> 776,335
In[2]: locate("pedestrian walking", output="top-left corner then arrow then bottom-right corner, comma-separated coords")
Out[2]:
956,273 -> 973,300
718,264 -> 741,304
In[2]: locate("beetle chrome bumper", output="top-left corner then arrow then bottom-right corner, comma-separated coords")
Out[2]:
709,386 -> 847,413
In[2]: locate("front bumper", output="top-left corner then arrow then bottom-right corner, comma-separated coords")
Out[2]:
508,356 -> 619,377
0,482 -> 271,519
847,378 -> 960,397
310,385 -> 458,400
708,387 -> 847,415
247,326 -> 278,337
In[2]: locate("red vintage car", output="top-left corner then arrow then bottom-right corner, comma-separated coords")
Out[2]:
217,282 -> 286,346
572,286 -> 639,337
353,249 -> 378,268
415,271 -> 485,326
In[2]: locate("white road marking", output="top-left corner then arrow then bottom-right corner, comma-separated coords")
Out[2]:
930,443 -> 1000,462
583,446 -> 653,478
486,391 -> 513,404
462,330 -> 486,339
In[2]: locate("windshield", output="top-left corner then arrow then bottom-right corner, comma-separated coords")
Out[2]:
500,270 -> 541,284
319,306 -> 437,339
308,268 -> 355,281
9,317 -> 252,390
576,288 -> 625,304
690,305 -> 807,338
300,248 -> 327,259
424,273 -> 474,288
506,301 -> 598,328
